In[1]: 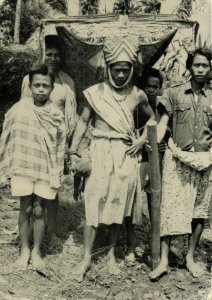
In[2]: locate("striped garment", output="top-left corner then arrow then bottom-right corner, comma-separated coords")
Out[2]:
0,98 -> 66,188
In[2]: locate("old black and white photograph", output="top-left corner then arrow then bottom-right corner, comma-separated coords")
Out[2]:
0,0 -> 211,299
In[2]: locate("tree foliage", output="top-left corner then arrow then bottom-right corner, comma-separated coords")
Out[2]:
0,0 -> 16,45
0,0 -> 67,45
80,0 -> 99,15
0,45 -> 38,132
22,1 -> 51,42
176,0 -> 194,19
113,0 -> 163,14
114,0 -> 195,15
45,0 -> 67,14
140,0 -> 162,13
113,0 -> 132,14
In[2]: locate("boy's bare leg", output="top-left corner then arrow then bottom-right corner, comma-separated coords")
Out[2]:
73,225 -> 97,282
149,236 -> 170,280
46,194 -> 59,241
107,224 -> 121,275
186,218 -> 204,277
125,217 -> 136,262
31,195 -> 46,271
15,195 -> 33,270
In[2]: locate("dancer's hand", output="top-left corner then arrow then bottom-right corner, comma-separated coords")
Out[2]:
144,140 -> 152,153
144,141 -> 167,153
74,156 -> 91,177
157,141 -> 167,153
69,151 -> 81,174
121,136 -> 133,146
126,139 -> 145,156
168,138 -> 179,158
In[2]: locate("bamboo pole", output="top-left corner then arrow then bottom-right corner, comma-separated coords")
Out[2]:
147,119 -> 161,269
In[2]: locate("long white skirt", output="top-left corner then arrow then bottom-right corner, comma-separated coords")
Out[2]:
84,134 -> 141,227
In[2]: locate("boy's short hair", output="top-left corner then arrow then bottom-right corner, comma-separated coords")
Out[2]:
29,64 -> 55,86
186,48 -> 212,69
142,67 -> 163,88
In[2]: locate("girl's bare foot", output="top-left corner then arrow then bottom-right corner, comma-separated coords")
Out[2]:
148,262 -> 169,281
31,250 -> 45,271
107,256 -> 121,275
14,248 -> 30,271
186,258 -> 204,278
72,258 -> 91,283
125,251 -> 135,263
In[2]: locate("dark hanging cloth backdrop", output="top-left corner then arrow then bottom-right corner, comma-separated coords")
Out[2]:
39,13 -> 198,111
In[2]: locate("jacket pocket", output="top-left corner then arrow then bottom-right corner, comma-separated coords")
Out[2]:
174,104 -> 191,124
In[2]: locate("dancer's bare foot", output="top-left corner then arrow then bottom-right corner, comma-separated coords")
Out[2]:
107,257 -> 121,275
72,257 -> 91,283
186,258 -> 204,278
14,248 -> 30,271
148,262 -> 169,281
31,250 -> 45,271
125,251 -> 135,263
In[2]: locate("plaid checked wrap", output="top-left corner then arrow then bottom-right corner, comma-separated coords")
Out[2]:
0,98 -> 66,188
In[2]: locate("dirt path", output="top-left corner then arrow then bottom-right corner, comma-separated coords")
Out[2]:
0,176 -> 211,300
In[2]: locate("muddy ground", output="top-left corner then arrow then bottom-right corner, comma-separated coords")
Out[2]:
0,175 -> 211,300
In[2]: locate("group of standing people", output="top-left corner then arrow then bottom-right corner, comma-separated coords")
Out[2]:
0,33 -> 211,284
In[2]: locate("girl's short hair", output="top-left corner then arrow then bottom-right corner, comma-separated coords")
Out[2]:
29,64 -> 55,86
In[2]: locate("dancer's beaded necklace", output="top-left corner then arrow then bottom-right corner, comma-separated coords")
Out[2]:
111,85 -> 131,102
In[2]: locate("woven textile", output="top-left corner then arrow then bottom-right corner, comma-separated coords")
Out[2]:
0,98 -> 66,188
160,149 -> 211,237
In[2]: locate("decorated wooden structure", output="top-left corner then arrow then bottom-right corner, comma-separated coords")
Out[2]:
35,13 -> 198,108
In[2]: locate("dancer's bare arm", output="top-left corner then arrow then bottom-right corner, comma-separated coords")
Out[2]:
126,91 -> 155,156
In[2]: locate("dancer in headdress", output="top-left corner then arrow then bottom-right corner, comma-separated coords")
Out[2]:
0,64 -> 66,270
69,35 -> 155,282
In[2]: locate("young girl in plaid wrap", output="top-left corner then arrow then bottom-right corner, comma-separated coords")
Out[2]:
0,64 -> 66,271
